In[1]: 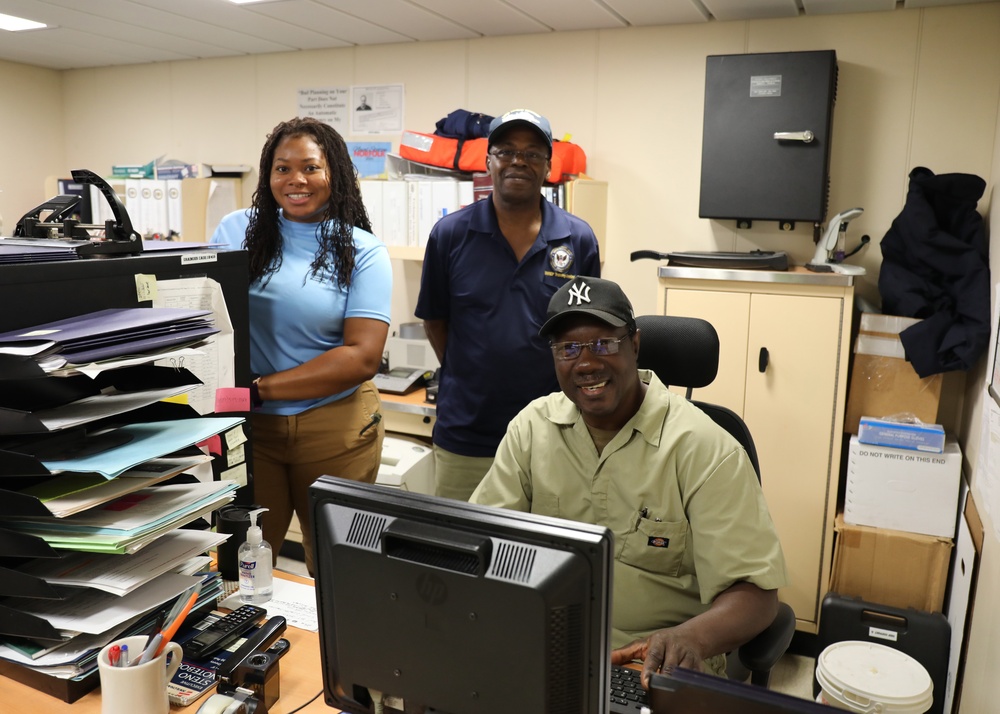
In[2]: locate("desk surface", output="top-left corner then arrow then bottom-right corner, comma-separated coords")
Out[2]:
378,387 -> 436,416
3,570 -> 333,713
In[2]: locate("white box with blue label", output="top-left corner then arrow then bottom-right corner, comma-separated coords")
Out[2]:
845,435 -> 961,538
857,416 -> 945,453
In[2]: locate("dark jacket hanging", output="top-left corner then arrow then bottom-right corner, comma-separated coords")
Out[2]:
878,166 -> 990,378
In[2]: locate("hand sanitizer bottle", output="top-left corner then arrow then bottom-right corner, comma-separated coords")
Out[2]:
238,507 -> 273,604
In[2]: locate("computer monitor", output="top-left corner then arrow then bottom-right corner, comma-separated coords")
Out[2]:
649,666 -> 830,713
309,475 -> 614,714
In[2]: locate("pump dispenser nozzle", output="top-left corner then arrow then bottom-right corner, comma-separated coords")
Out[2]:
238,507 -> 273,604
246,507 -> 268,545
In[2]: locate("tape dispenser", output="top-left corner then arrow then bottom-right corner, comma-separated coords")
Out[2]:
197,615 -> 289,714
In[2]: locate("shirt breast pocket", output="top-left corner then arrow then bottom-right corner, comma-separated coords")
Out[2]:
619,518 -> 688,577
541,273 -> 569,295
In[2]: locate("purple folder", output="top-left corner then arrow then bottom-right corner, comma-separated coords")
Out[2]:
0,308 -> 212,346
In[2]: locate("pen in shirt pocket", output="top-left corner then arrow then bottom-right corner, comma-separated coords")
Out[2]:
636,507 -> 664,528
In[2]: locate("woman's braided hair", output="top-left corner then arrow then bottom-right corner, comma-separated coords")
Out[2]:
245,117 -> 372,287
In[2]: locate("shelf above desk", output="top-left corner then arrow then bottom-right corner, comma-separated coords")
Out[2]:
379,388 -> 436,439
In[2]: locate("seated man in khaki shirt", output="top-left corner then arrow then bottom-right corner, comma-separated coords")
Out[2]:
470,276 -> 788,685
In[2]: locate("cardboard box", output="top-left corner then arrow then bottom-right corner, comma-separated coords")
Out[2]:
831,513 -> 953,613
844,313 -> 943,434
857,416 -> 945,453
845,435 -> 961,538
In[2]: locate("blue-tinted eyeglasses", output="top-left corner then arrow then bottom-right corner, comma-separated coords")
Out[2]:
550,335 -> 629,361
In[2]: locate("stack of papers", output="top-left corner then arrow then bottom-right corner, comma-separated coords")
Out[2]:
20,454 -> 213,518
0,571 -> 223,680
5,480 -> 240,554
0,240 -> 82,265
34,416 -> 245,479
0,307 -> 219,367
18,529 -> 228,596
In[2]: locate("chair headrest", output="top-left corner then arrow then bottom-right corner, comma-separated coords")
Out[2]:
635,315 -> 719,389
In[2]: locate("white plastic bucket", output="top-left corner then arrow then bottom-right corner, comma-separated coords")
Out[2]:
815,641 -> 933,713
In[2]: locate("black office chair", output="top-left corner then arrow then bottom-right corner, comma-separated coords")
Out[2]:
634,314 -> 796,688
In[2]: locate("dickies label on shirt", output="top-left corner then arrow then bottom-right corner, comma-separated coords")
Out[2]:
647,536 -> 670,548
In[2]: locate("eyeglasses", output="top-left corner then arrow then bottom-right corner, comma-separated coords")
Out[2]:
550,335 -> 629,361
489,148 -> 550,165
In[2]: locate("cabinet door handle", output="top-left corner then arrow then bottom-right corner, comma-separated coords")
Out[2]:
773,130 -> 814,143
758,347 -> 769,373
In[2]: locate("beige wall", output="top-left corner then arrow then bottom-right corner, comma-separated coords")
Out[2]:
2,3 -> 1000,705
40,4 -> 998,329
0,59 -> 64,236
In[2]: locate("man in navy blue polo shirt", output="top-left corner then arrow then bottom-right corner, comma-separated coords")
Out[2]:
416,108 -> 601,500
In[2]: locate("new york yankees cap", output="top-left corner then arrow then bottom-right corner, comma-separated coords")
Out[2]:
488,109 -> 553,150
539,276 -> 636,338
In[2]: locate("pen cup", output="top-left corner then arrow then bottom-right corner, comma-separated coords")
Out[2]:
98,635 -> 183,714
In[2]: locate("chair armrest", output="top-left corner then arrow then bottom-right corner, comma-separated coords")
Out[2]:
737,602 -> 796,680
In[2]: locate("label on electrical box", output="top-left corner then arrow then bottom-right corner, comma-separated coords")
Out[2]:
750,75 -> 782,97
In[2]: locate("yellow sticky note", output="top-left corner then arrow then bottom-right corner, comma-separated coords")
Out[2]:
135,274 -> 158,302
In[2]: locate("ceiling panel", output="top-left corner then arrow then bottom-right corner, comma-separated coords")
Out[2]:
0,27 -> 183,70
314,0 -> 478,42
801,0 -> 896,13
0,0 -> 988,70
602,0 -> 710,26
504,0 -> 629,32
701,0 -> 799,22
408,0 -> 550,36
129,0 -> 354,51
31,0 -> 299,54
247,0 -> 413,45
904,0 -> 997,6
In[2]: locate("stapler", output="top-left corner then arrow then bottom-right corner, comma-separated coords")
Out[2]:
196,616 -> 289,714
806,207 -> 869,275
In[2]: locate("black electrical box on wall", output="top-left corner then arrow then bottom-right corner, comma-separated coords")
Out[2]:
699,50 -> 837,226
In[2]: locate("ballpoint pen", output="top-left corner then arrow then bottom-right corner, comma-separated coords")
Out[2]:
137,633 -> 164,665
119,644 -> 129,667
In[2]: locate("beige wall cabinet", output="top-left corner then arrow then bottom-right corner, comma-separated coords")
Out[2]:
657,267 -> 854,634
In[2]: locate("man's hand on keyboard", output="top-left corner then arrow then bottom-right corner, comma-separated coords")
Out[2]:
610,628 -> 705,688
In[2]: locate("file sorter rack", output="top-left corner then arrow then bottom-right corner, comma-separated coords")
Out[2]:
0,248 -> 252,701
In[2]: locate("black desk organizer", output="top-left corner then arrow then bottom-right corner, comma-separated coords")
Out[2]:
0,249 -> 253,701
816,593 -> 950,714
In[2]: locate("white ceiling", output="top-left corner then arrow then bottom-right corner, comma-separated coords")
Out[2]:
0,0 -> 993,71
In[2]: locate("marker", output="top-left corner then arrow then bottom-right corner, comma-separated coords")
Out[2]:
154,586 -> 201,658
108,644 -> 120,667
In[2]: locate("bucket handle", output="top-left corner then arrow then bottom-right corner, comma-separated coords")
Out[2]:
842,688 -> 882,713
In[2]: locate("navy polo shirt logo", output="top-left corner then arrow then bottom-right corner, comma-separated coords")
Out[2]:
549,245 -> 574,273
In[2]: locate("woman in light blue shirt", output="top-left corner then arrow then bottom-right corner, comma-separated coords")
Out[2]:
214,117 -> 392,575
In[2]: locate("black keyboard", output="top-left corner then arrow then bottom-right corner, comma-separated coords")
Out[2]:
665,250 -> 789,270
629,249 -> 789,271
610,665 -> 649,714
